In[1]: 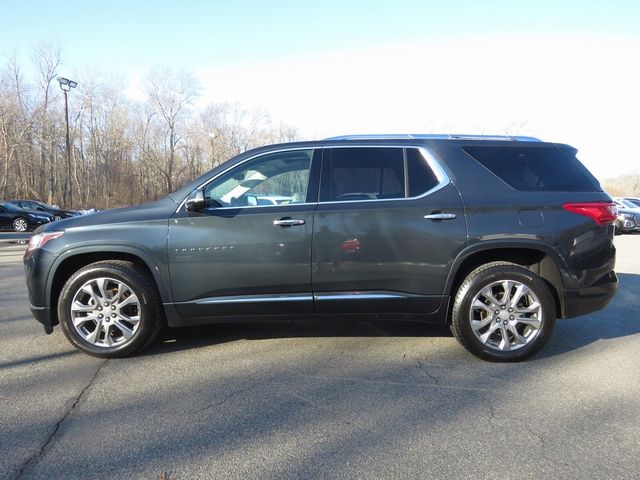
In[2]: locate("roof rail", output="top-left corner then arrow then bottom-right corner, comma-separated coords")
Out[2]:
324,133 -> 542,142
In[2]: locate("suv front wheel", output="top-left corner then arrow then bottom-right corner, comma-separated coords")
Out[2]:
451,262 -> 556,362
58,260 -> 164,358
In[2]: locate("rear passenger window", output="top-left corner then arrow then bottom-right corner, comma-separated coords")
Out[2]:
329,148 -> 404,201
407,148 -> 439,196
463,145 -> 601,192
324,147 -> 443,202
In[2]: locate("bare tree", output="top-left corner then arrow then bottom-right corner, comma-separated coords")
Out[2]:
144,68 -> 200,193
0,51 -> 300,210
32,43 -> 61,204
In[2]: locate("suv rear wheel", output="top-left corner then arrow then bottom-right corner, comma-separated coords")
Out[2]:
451,262 -> 556,362
58,260 -> 164,358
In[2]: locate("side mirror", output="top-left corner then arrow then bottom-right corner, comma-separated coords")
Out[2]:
185,189 -> 205,212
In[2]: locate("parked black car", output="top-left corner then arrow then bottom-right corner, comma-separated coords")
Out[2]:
0,201 -> 54,232
24,134 -> 618,361
7,200 -> 79,220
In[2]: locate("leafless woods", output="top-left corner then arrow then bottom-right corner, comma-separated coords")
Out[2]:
0,46 -> 298,210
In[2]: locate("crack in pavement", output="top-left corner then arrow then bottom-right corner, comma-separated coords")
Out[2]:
13,359 -> 108,480
284,368 -> 493,393
190,383 -> 259,415
415,358 -> 440,385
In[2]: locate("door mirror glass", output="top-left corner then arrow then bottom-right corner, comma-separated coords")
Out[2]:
185,189 -> 205,212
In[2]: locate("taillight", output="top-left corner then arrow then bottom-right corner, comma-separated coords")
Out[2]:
562,202 -> 617,225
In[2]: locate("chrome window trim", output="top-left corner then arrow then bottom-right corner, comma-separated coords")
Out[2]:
319,145 -> 450,205
175,144 -> 451,213
174,146 -> 316,214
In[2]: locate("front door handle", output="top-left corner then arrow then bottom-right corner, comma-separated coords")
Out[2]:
424,213 -> 457,221
274,218 -> 306,227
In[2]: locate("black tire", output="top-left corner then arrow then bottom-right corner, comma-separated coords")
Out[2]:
58,260 -> 164,358
451,262 -> 556,362
12,217 -> 29,232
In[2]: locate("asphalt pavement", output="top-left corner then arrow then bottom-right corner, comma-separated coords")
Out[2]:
1,235 -> 639,480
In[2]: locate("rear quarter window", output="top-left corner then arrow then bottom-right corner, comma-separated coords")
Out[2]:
463,145 -> 602,192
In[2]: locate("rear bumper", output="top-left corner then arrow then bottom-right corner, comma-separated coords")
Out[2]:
564,271 -> 618,319
30,305 -> 54,334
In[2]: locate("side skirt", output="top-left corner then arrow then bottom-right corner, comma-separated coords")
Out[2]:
163,298 -> 449,328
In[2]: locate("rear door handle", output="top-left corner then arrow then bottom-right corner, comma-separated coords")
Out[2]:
274,218 -> 306,227
424,213 -> 457,221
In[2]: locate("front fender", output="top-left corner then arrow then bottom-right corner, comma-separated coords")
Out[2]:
46,243 -> 173,306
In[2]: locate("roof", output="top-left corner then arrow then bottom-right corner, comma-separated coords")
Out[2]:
324,134 -> 542,142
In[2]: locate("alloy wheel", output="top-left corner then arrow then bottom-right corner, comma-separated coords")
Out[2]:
469,279 -> 543,352
70,277 -> 141,348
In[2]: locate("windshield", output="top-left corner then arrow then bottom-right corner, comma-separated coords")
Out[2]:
616,199 -> 638,209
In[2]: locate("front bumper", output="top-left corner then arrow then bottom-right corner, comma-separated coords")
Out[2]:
564,271 -> 618,318
30,305 -> 54,334
25,247 -> 57,334
616,216 -> 640,233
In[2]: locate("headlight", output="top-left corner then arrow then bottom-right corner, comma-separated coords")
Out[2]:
26,231 -> 64,255
32,215 -> 49,220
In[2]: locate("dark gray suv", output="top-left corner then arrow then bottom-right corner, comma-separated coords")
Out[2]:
24,134 -> 618,361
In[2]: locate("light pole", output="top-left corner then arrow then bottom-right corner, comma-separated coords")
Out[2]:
208,132 -> 216,170
57,77 -> 78,208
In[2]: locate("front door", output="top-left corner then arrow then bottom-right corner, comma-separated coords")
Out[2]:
168,148 -> 319,317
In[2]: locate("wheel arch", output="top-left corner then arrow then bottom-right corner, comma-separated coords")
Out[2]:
445,242 -> 566,322
47,246 -> 171,326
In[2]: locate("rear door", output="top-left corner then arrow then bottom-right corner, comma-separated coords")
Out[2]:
312,146 -> 466,315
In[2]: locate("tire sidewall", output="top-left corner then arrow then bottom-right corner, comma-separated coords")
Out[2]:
455,266 -> 556,362
58,264 -> 157,357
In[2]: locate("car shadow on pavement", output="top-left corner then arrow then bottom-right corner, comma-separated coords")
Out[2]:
144,273 -> 640,360
0,349 -> 79,371
144,319 -> 453,357
537,272 -> 640,359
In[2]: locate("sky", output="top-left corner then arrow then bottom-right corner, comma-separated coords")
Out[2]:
2,0 -> 639,179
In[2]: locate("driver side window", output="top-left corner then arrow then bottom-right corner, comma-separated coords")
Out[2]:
204,149 -> 313,208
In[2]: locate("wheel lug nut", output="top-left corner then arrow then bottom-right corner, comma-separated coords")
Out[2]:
501,305 -> 506,310
495,310 -> 500,315
111,313 -> 116,318
495,318 -> 500,322
104,302 -> 109,307
98,314 -> 103,319
98,306 -> 102,311
111,305 -> 116,310
503,320 -> 508,325
508,308 -> 513,312
509,315 -> 514,320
